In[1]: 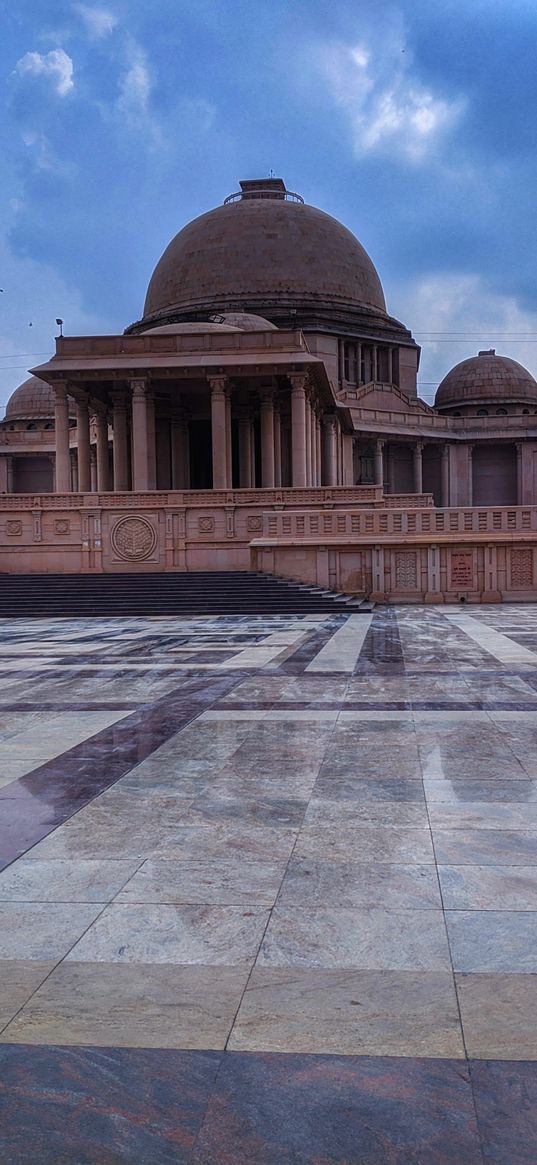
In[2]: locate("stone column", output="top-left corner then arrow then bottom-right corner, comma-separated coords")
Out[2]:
388,348 -> 393,384
516,442 -> 523,505
310,406 -> 319,486
90,447 -> 97,491
373,345 -> 378,382
289,374 -> 307,487
305,397 -> 312,487
322,415 -> 338,487
441,444 -> 450,507
467,445 -> 474,506
146,391 -> 156,491
374,439 -> 384,487
273,404 -> 282,487
413,442 -> 423,494
260,390 -> 275,488
225,387 -> 233,488
209,376 -> 228,489
131,379 -> 150,491
238,408 -> 253,488
54,385 -> 71,493
95,410 -> 109,492
171,411 -> 189,489
76,399 -> 91,493
112,391 -> 129,491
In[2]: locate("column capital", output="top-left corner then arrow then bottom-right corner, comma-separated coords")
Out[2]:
288,372 -> 308,394
111,388 -> 127,409
130,378 -> 150,398
414,441 -> 425,453
375,438 -> 385,450
208,375 -> 229,395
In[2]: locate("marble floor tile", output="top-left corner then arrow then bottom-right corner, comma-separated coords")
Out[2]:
433,827 -> 537,865
430,802 -> 537,830
155,823 -> 298,863
471,1059 -> 537,1165
424,778 -> 537,802
439,863 -> 537,910
66,902 -> 270,965
258,906 -> 451,970
0,960 -> 56,1030
294,823 -> 435,864
277,857 -> 441,910
182,791 -> 307,829
313,774 -> 425,801
303,798 -> 428,827
193,1052 -> 482,1165
0,1044 -> 222,1165
116,858 -> 285,905
0,902 -> 103,960
2,961 -> 250,1049
446,909 -> 537,972
229,967 -> 464,1057
456,973 -> 537,1059
0,858 -> 142,902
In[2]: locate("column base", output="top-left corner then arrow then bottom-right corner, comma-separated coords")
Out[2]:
424,592 -> 444,604
482,590 -> 502,604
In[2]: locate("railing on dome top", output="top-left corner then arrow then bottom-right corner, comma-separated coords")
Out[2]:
223,190 -> 304,204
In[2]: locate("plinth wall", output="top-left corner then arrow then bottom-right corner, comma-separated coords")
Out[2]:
1,489 -> 535,601
251,505 -> 537,602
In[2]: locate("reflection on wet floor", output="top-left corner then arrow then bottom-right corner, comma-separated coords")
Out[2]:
2,606 -> 537,1162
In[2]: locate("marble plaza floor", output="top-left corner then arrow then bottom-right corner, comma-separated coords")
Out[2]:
2,606 -> 537,1162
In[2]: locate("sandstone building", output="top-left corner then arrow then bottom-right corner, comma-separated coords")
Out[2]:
1,177 -> 537,600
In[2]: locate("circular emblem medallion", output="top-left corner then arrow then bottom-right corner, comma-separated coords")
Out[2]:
111,516 -> 157,560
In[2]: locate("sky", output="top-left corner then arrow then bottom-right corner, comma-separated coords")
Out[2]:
1,0 -> 537,407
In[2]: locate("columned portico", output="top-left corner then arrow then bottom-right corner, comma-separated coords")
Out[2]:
76,399 -> 91,493
54,385 -> 71,493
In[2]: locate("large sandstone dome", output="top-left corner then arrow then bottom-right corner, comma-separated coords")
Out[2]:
133,178 -> 390,334
435,350 -> 537,410
4,376 -> 74,421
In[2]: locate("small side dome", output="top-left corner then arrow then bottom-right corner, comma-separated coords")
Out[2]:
214,312 -> 278,331
435,350 -> 537,410
4,375 -> 75,421
141,322 -> 243,335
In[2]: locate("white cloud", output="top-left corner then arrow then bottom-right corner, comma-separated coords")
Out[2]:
318,34 -> 464,162
116,42 -> 162,148
389,272 -> 537,403
74,4 -> 118,39
14,49 -> 74,97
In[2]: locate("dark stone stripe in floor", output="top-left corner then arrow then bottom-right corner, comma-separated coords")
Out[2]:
0,670 -> 249,872
470,1059 -> 537,1164
0,1044 -> 493,1165
278,617 -> 347,674
354,608 -> 406,674
0,703 -> 140,712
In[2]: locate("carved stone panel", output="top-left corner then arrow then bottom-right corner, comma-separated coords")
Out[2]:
450,551 -> 474,589
394,550 -> 418,590
198,516 -> 215,533
6,520 -> 22,536
111,516 -> 157,560
54,519 -> 70,535
246,515 -> 263,532
510,549 -> 534,589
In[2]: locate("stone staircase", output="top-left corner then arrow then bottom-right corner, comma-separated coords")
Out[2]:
0,572 -> 373,617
